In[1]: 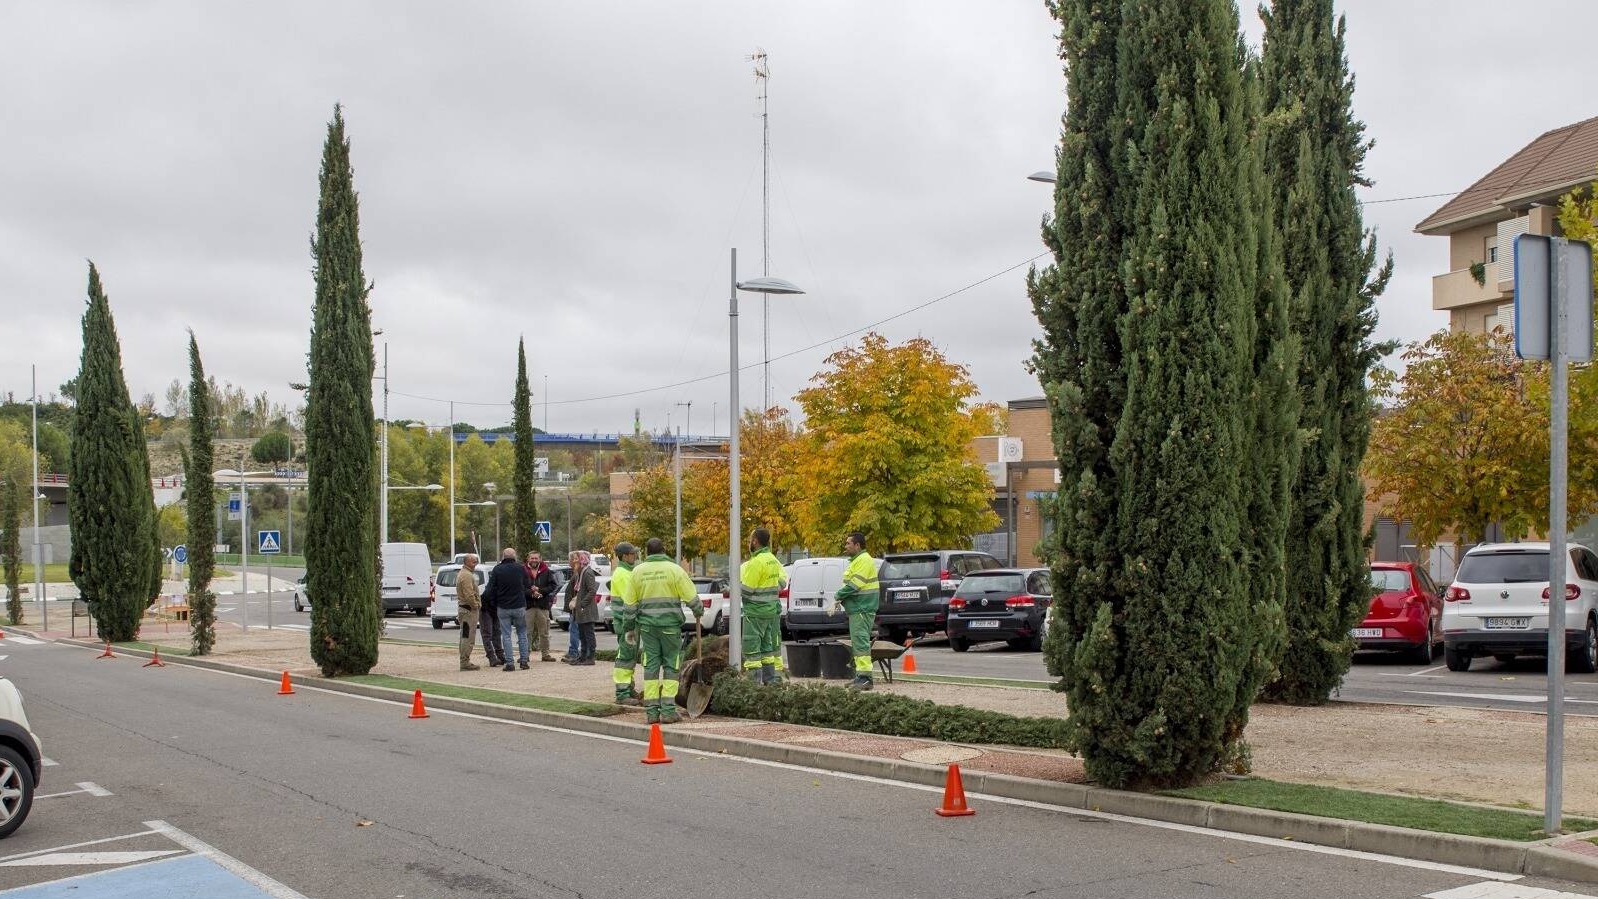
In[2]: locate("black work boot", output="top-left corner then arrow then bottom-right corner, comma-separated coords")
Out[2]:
847,674 -> 874,691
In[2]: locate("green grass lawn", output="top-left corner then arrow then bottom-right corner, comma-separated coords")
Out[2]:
1164,778 -> 1598,842
344,674 -> 620,717
111,640 -> 192,657
215,553 -> 305,568
22,562 -> 233,585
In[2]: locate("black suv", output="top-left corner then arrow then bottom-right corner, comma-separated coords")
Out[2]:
946,568 -> 1052,652
875,550 -> 1002,642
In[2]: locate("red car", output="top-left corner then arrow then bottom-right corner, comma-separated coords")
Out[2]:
1354,562 -> 1444,663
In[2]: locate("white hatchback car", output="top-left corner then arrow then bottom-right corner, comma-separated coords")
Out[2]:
431,563 -> 487,629
1442,542 -> 1598,673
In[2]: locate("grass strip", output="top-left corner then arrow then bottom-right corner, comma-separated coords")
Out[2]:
896,672 -> 1052,690
343,674 -> 621,718
114,640 -> 193,657
1163,778 -> 1598,842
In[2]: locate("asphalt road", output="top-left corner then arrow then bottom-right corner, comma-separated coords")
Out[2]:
0,637 -> 1591,898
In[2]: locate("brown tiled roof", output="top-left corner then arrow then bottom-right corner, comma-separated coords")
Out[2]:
1415,114 -> 1598,234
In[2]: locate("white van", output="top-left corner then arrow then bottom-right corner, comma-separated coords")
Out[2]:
783,557 -> 852,638
380,542 -> 434,616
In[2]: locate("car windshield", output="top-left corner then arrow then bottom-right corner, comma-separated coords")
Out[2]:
882,556 -> 940,579
692,579 -> 717,592
955,574 -> 1026,596
1456,551 -> 1550,584
1369,569 -> 1410,592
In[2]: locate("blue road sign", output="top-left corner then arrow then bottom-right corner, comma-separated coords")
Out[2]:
535,521 -> 552,543
173,544 -> 188,564
258,530 -> 282,555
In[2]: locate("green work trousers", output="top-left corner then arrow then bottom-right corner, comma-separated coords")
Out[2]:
741,612 -> 783,675
848,610 -> 875,674
640,625 -> 683,708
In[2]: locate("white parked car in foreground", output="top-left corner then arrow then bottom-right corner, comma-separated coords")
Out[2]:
0,677 -> 42,838
1442,542 -> 1598,673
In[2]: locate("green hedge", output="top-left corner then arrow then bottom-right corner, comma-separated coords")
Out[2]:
706,671 -> 1070,749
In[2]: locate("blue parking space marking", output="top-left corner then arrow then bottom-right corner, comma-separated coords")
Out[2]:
0,854 -> 282,898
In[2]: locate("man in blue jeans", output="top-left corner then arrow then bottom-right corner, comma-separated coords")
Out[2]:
483,548 -> 532,671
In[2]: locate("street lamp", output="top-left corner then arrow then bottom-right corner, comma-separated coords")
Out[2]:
214,468 -> 273,631
1027,170 -> 1057,184
726,248 -> 804,671
373,328 -> 389,543
408,407 -> 456,556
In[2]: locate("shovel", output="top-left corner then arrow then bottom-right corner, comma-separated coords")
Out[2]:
685,617 -> 715,719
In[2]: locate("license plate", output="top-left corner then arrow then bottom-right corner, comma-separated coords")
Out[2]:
891,589 -> 924,603
793,598 -> 818,608
1351,628 -> 1383,639
1484,617 -> 1530,630
969,620 -> 1001,629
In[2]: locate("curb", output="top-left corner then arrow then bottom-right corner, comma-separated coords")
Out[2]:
40,632 -> 1598,885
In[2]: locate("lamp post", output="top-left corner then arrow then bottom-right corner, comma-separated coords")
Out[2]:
30,365 -> 45,630
453,501 -> 495,555
374,329 -> 389,544
407,404 -> 456,556
725,248 -> 804,671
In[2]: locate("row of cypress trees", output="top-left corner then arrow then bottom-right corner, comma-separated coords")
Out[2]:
1031,0 -> 1388,787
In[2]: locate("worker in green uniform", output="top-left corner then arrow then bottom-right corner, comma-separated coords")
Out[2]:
834,531 -> 880,691
622,537 -> 702,724
609,542 -> 642,705
739,527 -> 789,684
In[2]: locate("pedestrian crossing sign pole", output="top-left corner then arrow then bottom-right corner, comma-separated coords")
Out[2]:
258,530 -> 282,630
535,521 -> 552,544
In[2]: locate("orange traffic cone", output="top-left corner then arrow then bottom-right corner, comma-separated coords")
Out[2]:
0,628 -> 7,639
640,723 -> 672,765
96,642 -> 116,659
407,689 -> 429,719
277,671 -> 295,695
901,639 -> 918,675
141,646 -> 166,668
934,764 -> 976,817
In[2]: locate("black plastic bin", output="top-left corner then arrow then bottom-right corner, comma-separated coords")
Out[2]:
784,641 -> 821,678
817,642 -> 853,679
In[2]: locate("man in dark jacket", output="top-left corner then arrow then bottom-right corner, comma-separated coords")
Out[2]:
480,555 -> 504,668
524,551 -> 560,662
484,548 -> 532,671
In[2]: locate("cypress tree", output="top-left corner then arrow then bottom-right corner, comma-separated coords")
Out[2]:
69,263 -> 162,642
2,474 -> 21,626
1258,0 -> 1390,704
185,332 -> 218,655
306,105 -> 380,677
510,338 -> 537,553
1033,0 -> 1282,787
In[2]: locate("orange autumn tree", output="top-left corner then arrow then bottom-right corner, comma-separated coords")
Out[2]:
1364,328 -> 1550,552
793,333 -> 998,553
685,408 -> 806,556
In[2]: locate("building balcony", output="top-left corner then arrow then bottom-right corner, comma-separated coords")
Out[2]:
1433,266 -> 1507,311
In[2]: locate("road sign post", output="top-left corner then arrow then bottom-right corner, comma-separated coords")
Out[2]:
1515,233 -> 1594,835
259,531 -> 281,630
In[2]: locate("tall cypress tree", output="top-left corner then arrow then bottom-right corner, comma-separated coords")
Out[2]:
1,470 -> 22,626
1259,0 -> 1390,704
306,105 -> 380,677
69,263 -> 161,642
510,338 -> 537,553
1033,0 -> 1283,787
185,332 -> 218,655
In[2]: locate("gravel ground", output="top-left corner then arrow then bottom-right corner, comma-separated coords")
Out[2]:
141,630 -> 1598,814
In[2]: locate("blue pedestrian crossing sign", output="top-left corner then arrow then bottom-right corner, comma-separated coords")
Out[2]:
173,545 -> 188,564
535,521 -> 552,544
257,530 -> 282,555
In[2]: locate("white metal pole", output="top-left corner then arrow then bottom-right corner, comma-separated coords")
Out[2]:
448,402 -> 456,558
380,341 -> 389,544
1546,235 -> 1569,836
728,248 -> 743,671
31,366 -> 44,630
240,469 -> 249,633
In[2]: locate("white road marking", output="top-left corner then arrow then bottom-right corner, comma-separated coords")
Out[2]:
1412,665 -> 1448,676
1407,691 -> 1598,705
1380,673 -> 1445,679
181,663 -> 1520,882
0,856 -> 188,895
0,850 -> 184,867
2,637 -> 43,646
145,820 -> 310,899
1426,882 -> 1598,898
39,758 -> 57,767
36,782 -> 112,799
0,830 -> 159,863
277,624 -> 310,631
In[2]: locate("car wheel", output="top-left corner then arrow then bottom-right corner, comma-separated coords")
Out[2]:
1444,643 -> 1472,672
432,619 -> 444,630
1406,622 -> 1436,665
558,622 -> 570,631
294,600 -> 303,612
713,613 -> 728,636
883,628 -> 906,646
1570,618 -> 1598,674
416,608 -> 429,617
0,746 -> 36,839
950,636 -> 970,653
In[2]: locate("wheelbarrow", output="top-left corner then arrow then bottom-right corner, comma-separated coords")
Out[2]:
871,639 -> 911,684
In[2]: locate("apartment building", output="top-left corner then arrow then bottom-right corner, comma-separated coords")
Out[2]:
1417,114 -> 1598,335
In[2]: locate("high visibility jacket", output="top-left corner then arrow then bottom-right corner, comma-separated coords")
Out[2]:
610,563 -> 636,630
624,554 -> 701,628
740,548 -> 786,617
834,551 -> 880,614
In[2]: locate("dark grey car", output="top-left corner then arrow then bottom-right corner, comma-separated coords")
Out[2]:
874,550 -> 1002,642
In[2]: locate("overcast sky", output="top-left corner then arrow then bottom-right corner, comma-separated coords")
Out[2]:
3,1 -> 1595,437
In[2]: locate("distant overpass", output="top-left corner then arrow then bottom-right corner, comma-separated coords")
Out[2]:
455,432 -> 727,452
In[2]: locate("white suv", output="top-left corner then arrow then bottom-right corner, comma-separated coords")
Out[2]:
1442,542 -> 1598,673
431,563 -> 486,629
0,677 -> 42,838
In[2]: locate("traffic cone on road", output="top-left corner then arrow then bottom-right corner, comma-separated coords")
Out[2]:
934,764 -> 976,817
141,646 -> 166,668
407,689 -> 429,719
901,639 -> 918,675
96,642 -> 116,659
640,723 -> 672,765
277,671 -> 295,695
